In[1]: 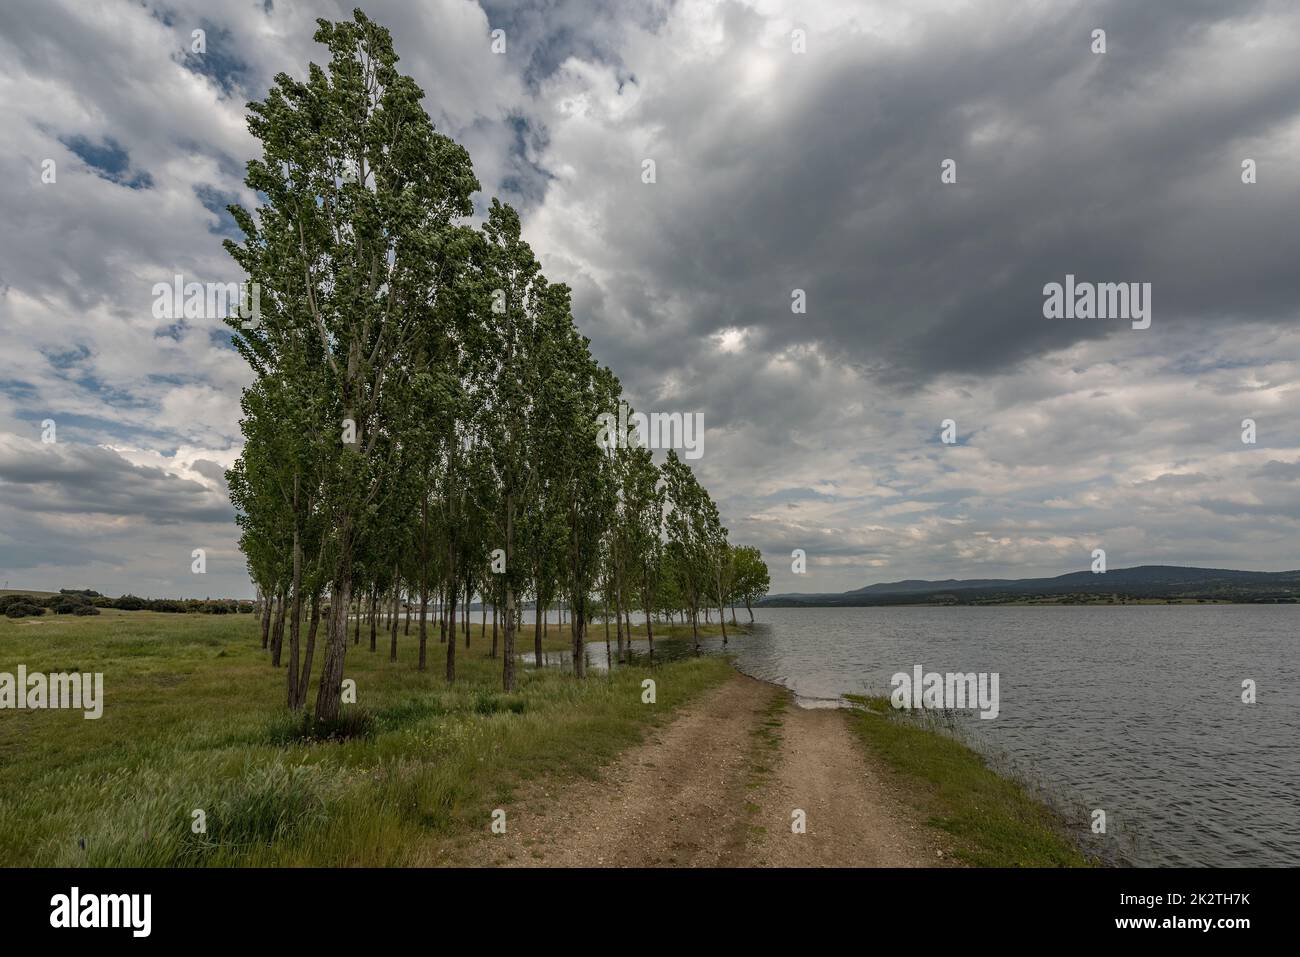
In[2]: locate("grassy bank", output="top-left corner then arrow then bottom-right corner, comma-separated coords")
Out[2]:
0,611 -> 733,866
844,695 -> 1093,867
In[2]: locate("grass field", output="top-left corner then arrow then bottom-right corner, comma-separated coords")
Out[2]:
846,695 -> 1092,867
0,610 -> 733,866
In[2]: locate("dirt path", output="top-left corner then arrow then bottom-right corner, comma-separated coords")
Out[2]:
471,670 -> 948,867
750,699 -> 944,866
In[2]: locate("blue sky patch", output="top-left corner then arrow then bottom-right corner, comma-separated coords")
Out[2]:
60,134 -> 153,189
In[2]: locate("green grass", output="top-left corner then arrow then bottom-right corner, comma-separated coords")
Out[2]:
844,695 -> 1093,867
743,688 -> 787,842
0,611 -> 733,866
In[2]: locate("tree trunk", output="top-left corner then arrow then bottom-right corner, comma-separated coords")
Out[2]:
464,578 -> 471,648
491,589 -> 499,659
271,590 -> 287,667
259,590 -> 272,649
286,500 -> 304,707
389,567 -> 399,662
295,592 -> 321,710
418,585 -> 429,671
534,594 -> 543,667
643,578 -> 655,662
418,497 -> 429,670
615,595 -> 624,664
445,543 -> 458,683
572,605 -> 586,679
502,496 -> 516,692
717,585 -> 728,646
369,590 -> 378,652
313,525 -> 353,723
503,584 -> 516,691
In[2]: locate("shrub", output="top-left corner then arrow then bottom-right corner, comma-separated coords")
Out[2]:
472,691 -> 527,715
268,708 -> 376,744
51,595 -> 89,613
5,603 -> 45,619
72,604 -> 101,616
54,593 -> 256,615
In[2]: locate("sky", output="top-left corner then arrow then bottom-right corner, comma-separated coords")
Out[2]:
0,0 -> 1297,599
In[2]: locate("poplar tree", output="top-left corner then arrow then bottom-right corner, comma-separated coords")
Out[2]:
226,10 -> 768,711
226,10 -> 477,720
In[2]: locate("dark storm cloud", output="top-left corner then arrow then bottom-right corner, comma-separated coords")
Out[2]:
0,505 -> 121,570
553,0 -> 1300,399
0,438 -> 232,524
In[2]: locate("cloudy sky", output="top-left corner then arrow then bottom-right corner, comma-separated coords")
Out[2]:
0,0 -> 1297,598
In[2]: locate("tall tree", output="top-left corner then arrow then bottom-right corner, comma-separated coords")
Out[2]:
662,450 -> 712,653
730,545 -> 770,622
226,10 -> 477,720
621,445 -> 663,659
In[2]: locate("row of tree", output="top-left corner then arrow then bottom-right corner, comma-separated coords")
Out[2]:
224,11 -> 769,721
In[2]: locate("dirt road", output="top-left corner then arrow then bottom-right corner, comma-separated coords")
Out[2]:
472,671 -> 948,867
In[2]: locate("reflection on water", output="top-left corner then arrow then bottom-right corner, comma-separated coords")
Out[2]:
520,636 -> 701,672
526,606 -> 1300,867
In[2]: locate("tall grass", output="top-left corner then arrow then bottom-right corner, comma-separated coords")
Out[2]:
844,694 -> 1093,867
0,611 -> 732,866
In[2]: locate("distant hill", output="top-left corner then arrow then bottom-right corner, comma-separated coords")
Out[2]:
758,565 -> 1300,606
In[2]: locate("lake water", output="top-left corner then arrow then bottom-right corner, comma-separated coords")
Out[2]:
536,605 -> 1300,867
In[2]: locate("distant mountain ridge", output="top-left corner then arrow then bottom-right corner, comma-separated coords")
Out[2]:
758,565 -> 1300,606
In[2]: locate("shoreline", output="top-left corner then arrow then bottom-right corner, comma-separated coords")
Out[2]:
839,690 -> 1096,867
609,621 -> 1099,866
515,621 -> 1102,866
